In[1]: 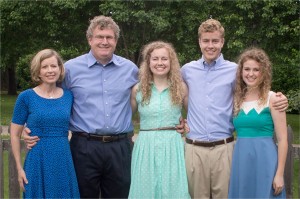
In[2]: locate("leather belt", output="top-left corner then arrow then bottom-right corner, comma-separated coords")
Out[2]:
140,126 -> 177,131
186,136 -> 234,147
72,132 -> 127,143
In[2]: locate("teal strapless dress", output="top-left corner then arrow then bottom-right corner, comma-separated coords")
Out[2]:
228,94 -> 286,198
128,85 -> 190,199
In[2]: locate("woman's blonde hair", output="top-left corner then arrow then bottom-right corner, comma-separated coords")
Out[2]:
30,49 -> 65,84
139,41 -> 183,106
233,47 -> 272,116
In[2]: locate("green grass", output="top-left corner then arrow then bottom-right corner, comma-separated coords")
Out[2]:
287,114 -> 300,144
0,93 -> 17,126
293,158 -> 299,198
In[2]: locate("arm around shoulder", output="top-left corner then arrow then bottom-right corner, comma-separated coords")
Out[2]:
273,92 -> 288,112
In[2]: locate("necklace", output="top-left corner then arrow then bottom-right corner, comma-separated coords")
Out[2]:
38,86 -> 55,99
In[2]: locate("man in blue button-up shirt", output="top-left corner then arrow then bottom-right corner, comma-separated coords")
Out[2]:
181,19 -> 287,199
62,15 -> 138,198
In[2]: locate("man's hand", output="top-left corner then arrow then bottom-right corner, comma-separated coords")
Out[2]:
176,117 -> 185,135
273,92 -> 288,112
22,127 -> 39,149
184,119 -> 190,133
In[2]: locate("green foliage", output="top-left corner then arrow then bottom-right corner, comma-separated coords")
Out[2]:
1,0 -> 100,92
15,46 -> 84,91
286,89 -> 300,114
1,0 -> 299,95
272,49 -> 300,94
16,53 -> 35,90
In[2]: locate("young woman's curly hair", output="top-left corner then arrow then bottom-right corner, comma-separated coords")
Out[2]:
139,41 -> 183,106
233,47 -> 272,116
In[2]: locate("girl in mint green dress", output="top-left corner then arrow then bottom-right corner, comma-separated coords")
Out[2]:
129,41 -> 190,198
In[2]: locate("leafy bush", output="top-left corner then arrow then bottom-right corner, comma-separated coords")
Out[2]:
16,53 -> 35,90
16,47 -> 83,91
286,89 -> 300,114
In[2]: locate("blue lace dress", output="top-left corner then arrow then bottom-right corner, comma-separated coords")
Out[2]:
128,85 -> 190,199
12,89 -> 80,198
228,91 -> 286,198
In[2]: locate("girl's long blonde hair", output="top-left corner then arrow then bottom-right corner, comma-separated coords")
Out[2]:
139,41 -> 183,106
233,47 -> 272,116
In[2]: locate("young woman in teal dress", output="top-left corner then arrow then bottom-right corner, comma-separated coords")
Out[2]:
10,49 -> 80,198
228,47 -> 288,198
129,41 -> 190,198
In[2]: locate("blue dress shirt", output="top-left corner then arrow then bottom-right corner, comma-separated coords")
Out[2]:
181,54 -> 237,141
62,51 -> 139,135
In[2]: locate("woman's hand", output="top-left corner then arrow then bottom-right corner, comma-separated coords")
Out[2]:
272,174 -> 284,195
17,169 -> 28,192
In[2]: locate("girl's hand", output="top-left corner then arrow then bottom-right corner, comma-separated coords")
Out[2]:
273,174 -> 284,195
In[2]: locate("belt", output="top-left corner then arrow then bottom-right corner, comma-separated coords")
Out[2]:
72,132 -> 127,143
140,126 -> 177,131
186,136 -> 234,147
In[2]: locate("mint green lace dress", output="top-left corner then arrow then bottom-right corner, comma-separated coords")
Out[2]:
128,85 -> 190,199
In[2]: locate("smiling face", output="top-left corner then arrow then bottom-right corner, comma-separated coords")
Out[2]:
88,27 -> 117,65
149,48 -> 171,78
199,31 -> 224,64
242,59 -> 262,88
39,56 -> 61,85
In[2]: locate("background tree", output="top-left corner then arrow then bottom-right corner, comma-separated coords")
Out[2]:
0,0 -> 100,93
1,0 -> 298,112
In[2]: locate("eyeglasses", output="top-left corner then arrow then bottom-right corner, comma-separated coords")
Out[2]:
93,35 -> 115,41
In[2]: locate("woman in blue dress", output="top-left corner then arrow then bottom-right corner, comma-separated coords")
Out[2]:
10,49 -> 80,198
129,41 -> 190,198
228,47 -> 288,198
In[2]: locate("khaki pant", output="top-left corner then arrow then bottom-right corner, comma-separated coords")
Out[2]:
185,141 -> 234,199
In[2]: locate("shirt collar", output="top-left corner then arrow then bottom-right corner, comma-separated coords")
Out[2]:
87,51 -> 120,68
200,53 -> 224,69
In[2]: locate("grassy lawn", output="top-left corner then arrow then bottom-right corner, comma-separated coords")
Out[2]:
287,114 -> 300,144
0,93 -> 16,126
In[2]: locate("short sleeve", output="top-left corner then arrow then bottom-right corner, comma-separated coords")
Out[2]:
11,91 -> 29,125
